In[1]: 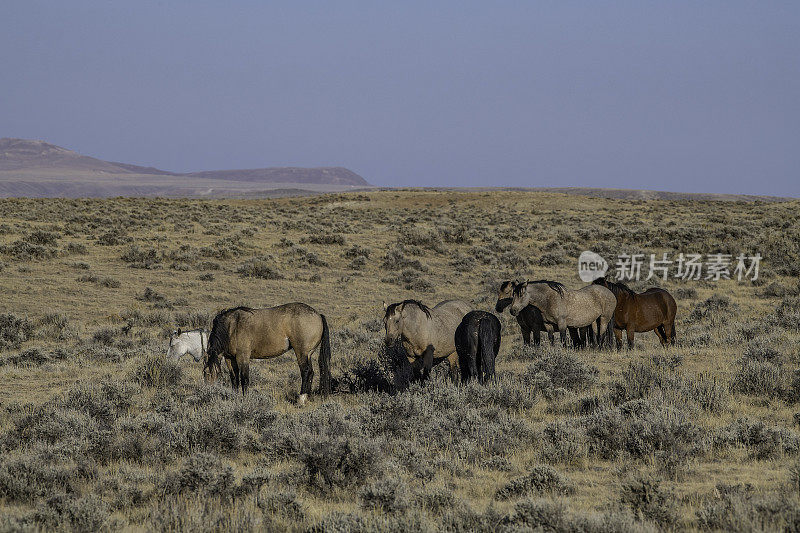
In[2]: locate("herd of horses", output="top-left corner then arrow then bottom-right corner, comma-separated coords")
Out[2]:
166,277 -> 677,402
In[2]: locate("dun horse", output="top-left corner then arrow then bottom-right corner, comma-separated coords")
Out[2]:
383,299 -> 472,381
496,280 -> 593,348
205,303 -> 331,403
455,311 -> 501,384
592,277 -> 677,348
510,280 -> 616,346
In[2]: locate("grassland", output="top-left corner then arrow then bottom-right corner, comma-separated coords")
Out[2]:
0,190 -> 799,531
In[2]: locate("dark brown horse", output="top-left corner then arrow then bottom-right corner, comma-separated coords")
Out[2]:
592,277 -> 677,348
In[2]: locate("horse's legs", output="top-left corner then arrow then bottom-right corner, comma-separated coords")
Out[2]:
655,325 -> 667,346
519,318 -> 532,346
238,358 -> 250,395
557,319 -> 568,346
295,351 -> 314,406
228,356 -> 240,391
469,344 -> 479,384
569,327 -> 582,349
613,328 -> 623,351
446,352 -> 460,383
664,320 -> 676,345
590,321 -> 599,348
543,323 -> 555,346
626,327 -> 635,349
420,345 -> 435,381
530,326 -> 540,346
411,356 -> 425,382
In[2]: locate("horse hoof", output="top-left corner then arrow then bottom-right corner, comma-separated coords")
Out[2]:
298,394 -> 308,407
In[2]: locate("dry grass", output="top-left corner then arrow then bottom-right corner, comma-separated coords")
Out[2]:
0,190 -> 799,531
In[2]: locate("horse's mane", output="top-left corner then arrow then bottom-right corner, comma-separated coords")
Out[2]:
171,327 -> 206,337
385,299 -> 432,319
205,307 -> 255,371
516,280 -> 566,296
592,277 -> 635,296
221,306 -> 255,314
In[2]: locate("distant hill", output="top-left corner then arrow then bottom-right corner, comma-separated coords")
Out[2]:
186,167 -> 368,185
0,138 -> 371,197
0,138 -> 130,174
394,186 -> 792,203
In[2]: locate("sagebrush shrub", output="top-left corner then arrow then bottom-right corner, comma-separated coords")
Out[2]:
236,256 -> 283,280
495,465 -> 574,500
34,493 -> 112,532
128,353 -> 183,388
360,478 -> 410,514
121,244 -> 162,268
0,313 -> 34,351
619,475 -> 679,528
523,351 -> 598,394
164,453 -> 235,497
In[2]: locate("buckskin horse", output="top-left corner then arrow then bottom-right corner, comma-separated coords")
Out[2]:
495,280 -> 594,348
510,280 -> 616,347
204,303 -> 331,403
383,299 -> 472,382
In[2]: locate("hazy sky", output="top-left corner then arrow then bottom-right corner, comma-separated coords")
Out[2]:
2,1 -> 798,195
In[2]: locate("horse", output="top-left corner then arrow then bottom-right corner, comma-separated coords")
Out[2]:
495,280 -> 594,348
592,277 -> 677,348
510,280 -> 616,347
167,328 -> 208,362
169,328 -> 226,382
383,299 -> 472,382
455,311 -> 501,384
204,303 -> 331,403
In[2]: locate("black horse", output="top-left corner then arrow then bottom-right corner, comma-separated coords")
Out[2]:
455,311 -> 501,384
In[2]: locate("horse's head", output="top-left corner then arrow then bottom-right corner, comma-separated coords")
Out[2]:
383,301 -> 403,345
495,280 -> 516,312
509,282 -> 530,316
203,357 -> 222,383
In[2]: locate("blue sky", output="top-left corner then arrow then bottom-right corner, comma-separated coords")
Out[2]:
2,1 -> 798,195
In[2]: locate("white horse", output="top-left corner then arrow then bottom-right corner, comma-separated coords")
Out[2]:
167,328 -> 209,362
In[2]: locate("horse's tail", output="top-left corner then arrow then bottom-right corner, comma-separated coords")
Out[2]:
478,316 -> 498,380
318,314 -> 332,395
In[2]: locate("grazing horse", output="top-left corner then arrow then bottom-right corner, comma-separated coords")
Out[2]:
495,280 -> 593,348
383,299 -> 472,382
167,328 -> 209,362
455,311 -> 501,384
510,280 -> 616,347
204,303 -> 331,403
169,328 -> 225,382
592,277 -> 677,348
